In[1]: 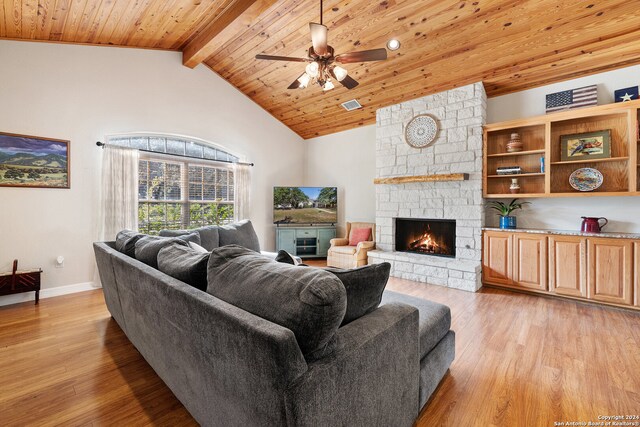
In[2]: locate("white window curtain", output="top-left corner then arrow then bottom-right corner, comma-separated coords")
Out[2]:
233,163 -> 251,221
99,145 -> 140,241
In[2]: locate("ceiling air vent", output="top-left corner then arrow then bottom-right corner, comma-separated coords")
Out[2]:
341,99 -> 362,111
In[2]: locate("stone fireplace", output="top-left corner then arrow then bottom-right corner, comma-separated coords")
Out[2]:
395,218 -> 456,258
368,82 -> 486,292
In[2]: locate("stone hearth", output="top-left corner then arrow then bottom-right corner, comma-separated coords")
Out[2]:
368,82 -> 486,292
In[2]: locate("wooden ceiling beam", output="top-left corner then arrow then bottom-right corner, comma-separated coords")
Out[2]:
182,0 -> 278,69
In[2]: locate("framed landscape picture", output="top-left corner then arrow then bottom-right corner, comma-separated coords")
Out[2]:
0,132 -> 70,188
560,130 -> 611,162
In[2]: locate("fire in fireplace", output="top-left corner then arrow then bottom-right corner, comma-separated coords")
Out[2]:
395,218 -> 456,258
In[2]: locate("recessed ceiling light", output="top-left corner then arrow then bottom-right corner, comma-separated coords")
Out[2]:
386,39 -> 401,51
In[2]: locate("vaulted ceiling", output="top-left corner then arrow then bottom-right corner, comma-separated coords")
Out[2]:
2,0 -> 640,139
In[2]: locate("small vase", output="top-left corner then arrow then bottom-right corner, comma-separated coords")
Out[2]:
506,132 -> 523,153
499,215 -> 517,229
509,178 -> 520,194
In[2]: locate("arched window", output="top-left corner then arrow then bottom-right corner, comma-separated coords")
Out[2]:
107,134 -> 240,234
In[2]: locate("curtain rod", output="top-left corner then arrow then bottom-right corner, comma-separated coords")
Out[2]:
96,142 -> 254,167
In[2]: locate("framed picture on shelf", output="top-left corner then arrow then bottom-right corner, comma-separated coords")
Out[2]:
0,132 -> 70,188
560,130 -> 611,162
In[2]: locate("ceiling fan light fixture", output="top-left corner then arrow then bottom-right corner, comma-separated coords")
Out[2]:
323,80 -> 335,91
333,66 -> 348,81
305,62 -> 319,78
298,73 -> 311,88
386,39 -> 401,51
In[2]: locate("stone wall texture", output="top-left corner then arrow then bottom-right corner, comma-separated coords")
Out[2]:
368,82 -> 487,292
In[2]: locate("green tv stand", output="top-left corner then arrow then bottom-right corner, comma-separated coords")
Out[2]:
276,226 -> 336,258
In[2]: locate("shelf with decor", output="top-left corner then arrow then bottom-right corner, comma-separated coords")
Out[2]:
483,99 -> 640,198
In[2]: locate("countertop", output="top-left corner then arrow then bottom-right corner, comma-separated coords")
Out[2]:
482,227 -> 640,240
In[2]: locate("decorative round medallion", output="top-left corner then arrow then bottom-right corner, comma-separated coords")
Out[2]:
405,114 -> 439,148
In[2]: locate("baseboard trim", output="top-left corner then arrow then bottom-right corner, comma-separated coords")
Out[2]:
0,282 -> 99,307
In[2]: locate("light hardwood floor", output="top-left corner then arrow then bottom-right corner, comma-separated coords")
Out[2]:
1,275 -> 639,426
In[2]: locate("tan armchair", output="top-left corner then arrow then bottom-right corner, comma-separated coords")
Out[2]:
327,222 -> 376,269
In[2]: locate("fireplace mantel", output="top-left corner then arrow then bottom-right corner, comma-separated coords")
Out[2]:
373,173 -> 468,185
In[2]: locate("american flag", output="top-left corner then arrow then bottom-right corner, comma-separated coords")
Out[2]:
545,85 -> 598,113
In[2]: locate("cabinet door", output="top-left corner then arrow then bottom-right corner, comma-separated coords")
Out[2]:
482,231 -> 512,286
587,238 -> 633,305
513,234 -> 547,291
277,229 -> 296,254
317,228 -> 336,257
548,235 -> 586,297
635,242 -> 640,307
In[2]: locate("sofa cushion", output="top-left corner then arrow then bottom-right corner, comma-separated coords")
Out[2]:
381,290 -> 451,358
275,250 -> 299,265
330,245 -> 357,255
157,244 -> 210,291
206,245 -> 346,361
134,234 -> 198,268
324,262 -> 391,326
188,241 -> 209,253
115,230 -> 144,258
159,225 -> 220,251
218,220 -> 260,252
262,250 -> 303,265
348,227 -> 372,246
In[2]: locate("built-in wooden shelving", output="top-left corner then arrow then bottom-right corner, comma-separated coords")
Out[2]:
483,99 -> 640,198
550,156 -> 629,165
487,173 -> 545,178
486,149 -> 546,158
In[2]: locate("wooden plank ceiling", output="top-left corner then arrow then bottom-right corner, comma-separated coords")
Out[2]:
2,0 -> 640,139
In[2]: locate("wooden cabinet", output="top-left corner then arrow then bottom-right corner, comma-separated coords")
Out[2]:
483,231 -> 512,286
483,230 -> 639,310
276,228 -> 296,254
548,235 -> 587,298
484,99 -> 640,199
513,233 -> 547,291
275,226 -> 336,258
587,238 -> 633,305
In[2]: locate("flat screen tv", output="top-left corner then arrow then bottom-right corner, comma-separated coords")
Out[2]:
274,187 -> 337,225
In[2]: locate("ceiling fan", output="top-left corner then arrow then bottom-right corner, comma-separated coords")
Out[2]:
254,0 -> 388,91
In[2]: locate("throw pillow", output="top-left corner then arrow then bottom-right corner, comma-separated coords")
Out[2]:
218,220 -> 261,252
274,250 -> 299,265
206,245 -> 346,361
134,233 -> 199,268
324,262 -> 391,326
159,225 -> 220,251
348,227 -> 372,246
188,241 -> 209,253
158,244 -> 210,291
115,230 -> 144,258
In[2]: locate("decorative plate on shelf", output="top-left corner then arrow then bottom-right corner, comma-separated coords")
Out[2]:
569,168 -> 603,192
405,114 -> 439,148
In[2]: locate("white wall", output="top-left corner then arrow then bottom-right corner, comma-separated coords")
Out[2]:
304,126 -> 376,237
487,64 -> 640,233
487,65 -> 640,122
0,40 -> 304,295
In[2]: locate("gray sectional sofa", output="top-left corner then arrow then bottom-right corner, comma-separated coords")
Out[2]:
93,228 -> 454,427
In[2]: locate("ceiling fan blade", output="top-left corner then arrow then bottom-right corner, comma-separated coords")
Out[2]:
335,48 -> 388,64
329,68 -> 359,90
255,54 -> 310,62
287,73 -> 306,89
310,23 -> 328,56
338,75 -> 359,89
